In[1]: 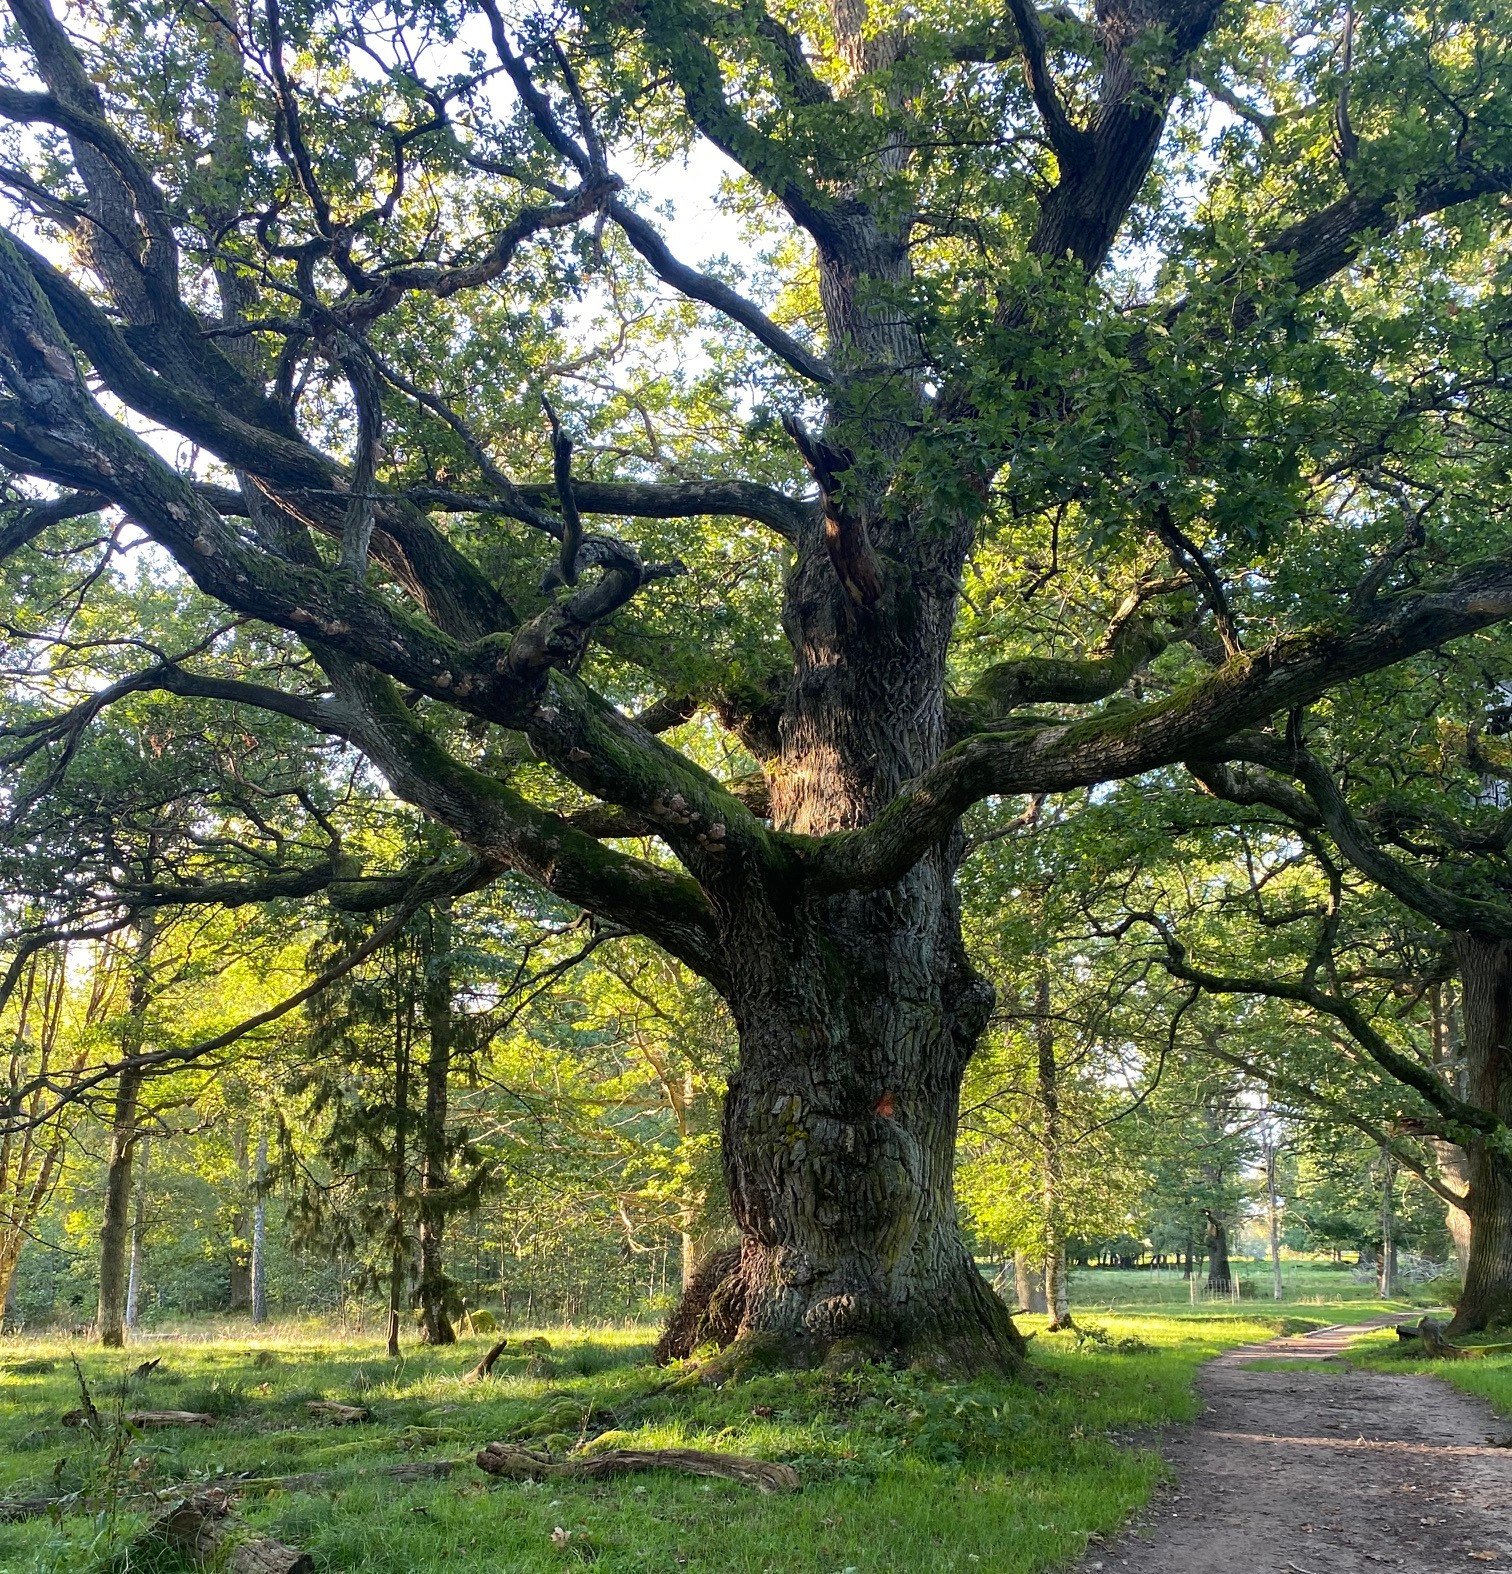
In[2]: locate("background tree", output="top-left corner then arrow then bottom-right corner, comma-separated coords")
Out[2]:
0,939 -> 104,1320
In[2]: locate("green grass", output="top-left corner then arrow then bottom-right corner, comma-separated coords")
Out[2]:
0,1309 -> 1301,1574
0,1262 -> 1440,1573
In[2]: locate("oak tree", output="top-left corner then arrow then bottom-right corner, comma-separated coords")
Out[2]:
3,0 -> 1511,1367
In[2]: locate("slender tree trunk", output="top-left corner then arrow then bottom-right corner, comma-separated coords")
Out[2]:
124,1136 -> 149,1331
681,1225 -> 719,1291
1428,983 -> 1473,1280
386,986 -> 413,1360
1378,1148 -> 1397,1298
1045,1246 -> 1071,1327
677,1069 -> 714,1291
250,1127 -> 268,1326
98,1066 -> 143,1347
418,904 -> 456,1345
1013,1251 -> 1047,1315
98,913 -> 157,1347
1448,934 -> 1512,1333
0,1241 -> 20,1330
1034,970 -> 1073,1331
228,1123 -> 251,1311
1434,1140 -> 1473,1279
1265,1139 -> 1283,1301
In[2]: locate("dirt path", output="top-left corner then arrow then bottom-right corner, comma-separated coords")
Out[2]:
1081,1320 -> 1512,1573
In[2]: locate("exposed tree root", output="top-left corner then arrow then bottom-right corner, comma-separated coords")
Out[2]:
1401,1316 -> 1512,1360
475,1442 -> 799,1494
653,1243 -> 744,1364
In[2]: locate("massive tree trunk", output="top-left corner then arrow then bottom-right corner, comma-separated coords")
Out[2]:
649,166 -> 1029,1370
716,879 -> 1019,1369
1448,934 -> 1512,1333
1204,1210 -> 1232,1294
685,447 -> 1023,1373
417,903 -> 456,1346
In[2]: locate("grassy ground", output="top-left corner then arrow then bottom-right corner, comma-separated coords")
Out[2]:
0,1311 -> 1294,1573
0,1264 -> 1436,1573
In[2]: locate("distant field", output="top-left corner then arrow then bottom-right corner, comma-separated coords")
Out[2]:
1066,1257 -> 1450,1314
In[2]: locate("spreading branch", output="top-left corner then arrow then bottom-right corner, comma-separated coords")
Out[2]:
1126,911 -> 1512,1156
801,558 -> 1512,891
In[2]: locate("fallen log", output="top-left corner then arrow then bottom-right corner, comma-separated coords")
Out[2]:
0,1460 -> 466,1524
463,1338 -> 509,1383
64,1408 -> 215,1428
130,1489 -> 311,1573
304,1400 -> 371,1424
475,1443 -> 799,1495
